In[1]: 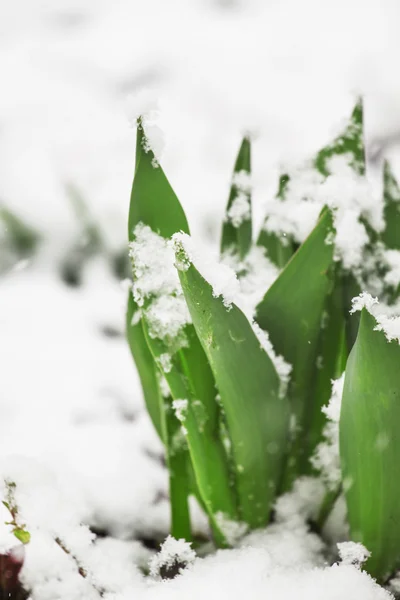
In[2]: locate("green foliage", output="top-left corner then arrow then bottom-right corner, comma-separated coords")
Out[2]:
340,308 -> 400,579
126,103 -> 400,581
256,209 -> 335,483
177,254 -> 289,528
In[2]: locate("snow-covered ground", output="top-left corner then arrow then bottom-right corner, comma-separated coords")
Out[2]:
1,0 -> 400,598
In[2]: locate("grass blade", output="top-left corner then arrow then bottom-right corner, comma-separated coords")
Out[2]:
175,238 -> 289,529
340,305 -> 400,579
220,137 -> 252,259
256,209 -> 335,482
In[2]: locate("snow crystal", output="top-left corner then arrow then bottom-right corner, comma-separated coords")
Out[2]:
226,193 -> 251,227
149,536 -> 196,581
129,224 -> 191,344
125,90 -> 165,167
311,375 -> 345,490
337,541 -> 370,568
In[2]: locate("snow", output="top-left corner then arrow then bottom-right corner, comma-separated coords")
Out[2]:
129,224 -> 191,343
312,375 -> 345,490
351,291 -> 400,343
337,541 -> 371,567
149,536 -> 196,580
226,193 -> 251,227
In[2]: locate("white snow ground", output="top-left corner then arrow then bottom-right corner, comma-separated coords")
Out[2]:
0,0 -> 400,598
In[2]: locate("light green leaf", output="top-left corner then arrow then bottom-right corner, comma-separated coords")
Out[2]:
176,252 -> 289,529
221,137 -> 252,259
256,209 -> 335,482
340,308 -> 400,579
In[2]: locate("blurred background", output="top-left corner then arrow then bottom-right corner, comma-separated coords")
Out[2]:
1,0 -> 400,540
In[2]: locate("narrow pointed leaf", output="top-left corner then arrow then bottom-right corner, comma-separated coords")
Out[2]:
340,308 -> 400,579
126,294 -> 165,440
142,322 -> 238,546
256,209 -> 335,481
176,250 -> 289,529
221,137 -> 252,259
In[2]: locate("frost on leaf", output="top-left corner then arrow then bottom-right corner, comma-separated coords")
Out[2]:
251,322 -> 291,398
337,541 -> 370,568
129,224 -> 191,347
311,375 -> 345,490
351,292 -> 400,344
149,536 -> 195,580
226,193 -> 251,228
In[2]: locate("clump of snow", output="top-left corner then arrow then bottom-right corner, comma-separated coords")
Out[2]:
275,477 -> 326,527
142,546 -> 390,600
232,170 -> 252,195
252,322 -> 292,397
222,245 -> 279,316
172,232 -> 241,309
129,224 -> 191,344
383,249 -> 400,288
312,375 -> 345,490
125,90 -> 165,168
149,536 -> 196,581
214,513 -> 248,546
172,400 -> 188,424
351,292 -> 400,344
226,193 -> 251,227
262,155 -> 383,272
337,541 -> 370,568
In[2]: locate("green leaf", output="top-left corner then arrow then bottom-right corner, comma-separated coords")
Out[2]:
256,209 -> 335,482
126,294 -> 165,440
13,529 -> 30,544
381,160 -> 400,250
221,137 -> 252,259
340,308 -> 400,579
0,206 -> 40,258
142,322 -> 238,546
305,269 -> 347,462
314,99 -> 365,177
129,119 -> 189,238
176,252 -> 289,529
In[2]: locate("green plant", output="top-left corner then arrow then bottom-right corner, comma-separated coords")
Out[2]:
127,102 -> 400,580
